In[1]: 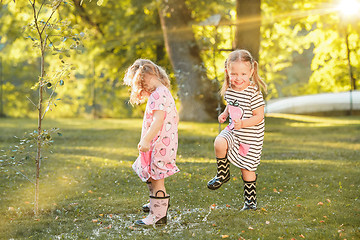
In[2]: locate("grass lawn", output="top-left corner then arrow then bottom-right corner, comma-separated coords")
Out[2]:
0,114 -> 359,240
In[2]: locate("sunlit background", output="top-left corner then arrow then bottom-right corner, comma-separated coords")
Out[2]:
0,0 -> 359,119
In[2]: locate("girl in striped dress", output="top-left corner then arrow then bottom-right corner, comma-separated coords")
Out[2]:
207,49 -> 267,211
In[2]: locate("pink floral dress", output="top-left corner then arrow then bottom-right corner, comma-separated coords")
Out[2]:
132,85 -> 180,182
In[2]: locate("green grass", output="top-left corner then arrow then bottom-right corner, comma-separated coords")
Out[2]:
0,114 -> 359,240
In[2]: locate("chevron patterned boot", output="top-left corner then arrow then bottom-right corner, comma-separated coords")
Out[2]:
207,156 -> 230,190
135,190 -> 170,226
241,175 -> 257,211
142,180 -> 152,213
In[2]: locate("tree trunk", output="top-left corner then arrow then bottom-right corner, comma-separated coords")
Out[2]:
158,0 -> 219,121
234,0 -> 261,61
35,51 -> 44,217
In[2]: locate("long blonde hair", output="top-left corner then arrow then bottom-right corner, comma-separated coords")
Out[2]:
123,59 -> 170,105
221,49 -> 267,96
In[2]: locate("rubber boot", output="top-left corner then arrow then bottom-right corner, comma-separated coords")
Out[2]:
142,180 -> 152,213
241,174 -> 257,211
135,190 -> 170,226
207,156 -> 230,190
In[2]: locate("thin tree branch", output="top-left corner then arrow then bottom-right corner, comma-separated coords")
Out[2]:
39,3 -> 61,37
27,96 -> 39,110
41,81 -> 59,120
10,166 -> 35,184
31,0 -> 43,45
36,0 -> 46,19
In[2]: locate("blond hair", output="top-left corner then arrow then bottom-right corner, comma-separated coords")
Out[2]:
221,49 -> 267,96
123,59 -> 170,105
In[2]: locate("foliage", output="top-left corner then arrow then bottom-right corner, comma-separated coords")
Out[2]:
0,116 -> 359,239
1,0 -> 360,118
57,0 -> 172,118
261,0 -> 360,98
0,128 -> 60,173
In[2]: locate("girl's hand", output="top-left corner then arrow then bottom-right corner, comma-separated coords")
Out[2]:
138,110 -> 165,152
233,119 -> 243,130
218,112 -> 228,123
138,139 -> 151,152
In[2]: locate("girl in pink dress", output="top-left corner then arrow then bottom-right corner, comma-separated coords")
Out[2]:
123,59 -> 180,226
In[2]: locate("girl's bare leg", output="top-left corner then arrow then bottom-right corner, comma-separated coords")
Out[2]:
241,169 -> 256,181
149,177 -> 167,196
214,136 -> 228,158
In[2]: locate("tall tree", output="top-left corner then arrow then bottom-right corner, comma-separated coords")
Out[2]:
234,0 -> 261,60
0,0 -> 79,216
158,0 -> 219,121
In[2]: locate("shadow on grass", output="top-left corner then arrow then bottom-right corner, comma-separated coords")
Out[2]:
0,116 -> 359,239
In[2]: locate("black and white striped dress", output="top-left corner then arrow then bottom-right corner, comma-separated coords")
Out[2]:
219,84 -> 265,171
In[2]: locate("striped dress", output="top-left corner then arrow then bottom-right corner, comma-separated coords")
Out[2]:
219,84 -> 265,171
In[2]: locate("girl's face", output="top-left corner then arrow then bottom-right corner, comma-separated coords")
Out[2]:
228,61 -> 253,91
142,73 -> 159,95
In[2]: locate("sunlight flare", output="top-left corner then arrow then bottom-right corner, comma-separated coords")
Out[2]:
337,0 -> 360,16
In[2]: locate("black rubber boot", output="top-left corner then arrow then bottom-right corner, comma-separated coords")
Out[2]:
241,174 -> 257,211
207,156 -> 230,190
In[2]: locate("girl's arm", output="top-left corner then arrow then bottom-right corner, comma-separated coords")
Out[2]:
218,105 -> 229,123
234,106 -> 264,129
138,110 -> 165,152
